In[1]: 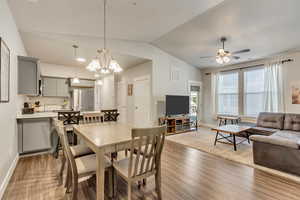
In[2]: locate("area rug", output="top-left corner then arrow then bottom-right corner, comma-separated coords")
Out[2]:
166,127 -> 300,183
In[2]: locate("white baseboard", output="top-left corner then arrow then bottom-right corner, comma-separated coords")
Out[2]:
0,155 -> 19,199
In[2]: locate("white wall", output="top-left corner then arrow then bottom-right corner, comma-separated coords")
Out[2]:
26,32 -> 202,100
282,52 -> 300,113
117,61 -> 152,125
0,0 -> 27,197
101,74 -> 115,110
201,51 -> 300,125
40,62 -> 94,79
152,49 -> 202,100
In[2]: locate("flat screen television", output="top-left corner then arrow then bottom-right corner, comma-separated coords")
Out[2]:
166,95 -> 189,116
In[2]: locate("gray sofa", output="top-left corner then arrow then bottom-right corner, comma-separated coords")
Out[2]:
249,112 -> 300,176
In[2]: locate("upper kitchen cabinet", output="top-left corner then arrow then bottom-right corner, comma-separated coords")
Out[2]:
18,56 -> 40,95
56,78 -> 69,97
42,77 -> 69,97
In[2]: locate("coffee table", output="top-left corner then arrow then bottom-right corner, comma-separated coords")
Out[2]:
212,125 -> 251,151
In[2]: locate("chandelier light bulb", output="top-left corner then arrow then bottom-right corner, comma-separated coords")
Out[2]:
100,68 -> 110,74
86,59 -> 101,72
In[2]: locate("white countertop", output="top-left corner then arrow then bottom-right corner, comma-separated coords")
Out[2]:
16,112 -> 58,119
16,111 -> 102,119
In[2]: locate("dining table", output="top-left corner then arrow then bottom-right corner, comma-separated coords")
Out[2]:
73,122 -> 145,200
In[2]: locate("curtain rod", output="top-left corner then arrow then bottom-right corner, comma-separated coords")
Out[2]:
205,58 -> 294,75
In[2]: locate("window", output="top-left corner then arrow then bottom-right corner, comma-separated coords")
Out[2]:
217,71 -> 239,115
244,67 -> 265,117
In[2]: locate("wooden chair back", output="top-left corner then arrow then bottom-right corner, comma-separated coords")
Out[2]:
101,109 -> 119,122
128,126 -> 166,179
53,118 -> 64,147
82,113 -> 103,124
58,111 -> 81,125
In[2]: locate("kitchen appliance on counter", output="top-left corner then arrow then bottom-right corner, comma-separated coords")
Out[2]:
22,102 -> 34,114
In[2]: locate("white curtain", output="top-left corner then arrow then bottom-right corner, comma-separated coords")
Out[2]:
211,72 -> 219,119
263,60 -> 284,112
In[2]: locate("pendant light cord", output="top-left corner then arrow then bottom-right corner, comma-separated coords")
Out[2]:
104,0 -> 107,49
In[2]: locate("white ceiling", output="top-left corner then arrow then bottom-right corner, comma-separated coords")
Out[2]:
8,0 -> 223,68
9,0 -> 300,69
20,31 -> 148,69
8,0 -> 223,42
153,0 -> 300,68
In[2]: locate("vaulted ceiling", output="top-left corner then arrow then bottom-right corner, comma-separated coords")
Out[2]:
8,0 -> 300,69
152,0 -> 300,68
7,0 -> 223,68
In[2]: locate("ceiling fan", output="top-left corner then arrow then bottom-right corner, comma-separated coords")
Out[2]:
200,37 -> 250,64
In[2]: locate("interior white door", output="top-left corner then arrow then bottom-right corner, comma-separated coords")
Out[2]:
134,76 -> 151,128
117,81 -> 127,123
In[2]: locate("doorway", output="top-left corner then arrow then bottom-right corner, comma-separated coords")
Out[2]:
188,81 -> 202,128
133,76 -> 151,128
117,81 -> 127,123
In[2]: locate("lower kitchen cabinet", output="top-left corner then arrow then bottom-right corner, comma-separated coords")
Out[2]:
18,118 -> 52,154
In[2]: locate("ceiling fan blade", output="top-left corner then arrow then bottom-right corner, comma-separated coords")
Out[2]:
231,49 -> 250,54
199,55 -> 215,59
232,56 -> 240,60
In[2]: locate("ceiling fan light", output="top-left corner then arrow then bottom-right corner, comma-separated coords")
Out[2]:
218,48 -> 225,55
216,56 -> 223,64
223,56 -> 230,63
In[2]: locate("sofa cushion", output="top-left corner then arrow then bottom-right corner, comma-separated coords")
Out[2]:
284,113 -> 300,131
247,126 -> 278,136
256,112 -> 285,129
250,135 -> 299,149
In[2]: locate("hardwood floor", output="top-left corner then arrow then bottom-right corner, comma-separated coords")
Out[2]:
3,140 -> 300,200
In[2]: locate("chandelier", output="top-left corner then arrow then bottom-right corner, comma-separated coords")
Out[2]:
86,0 -> 122,74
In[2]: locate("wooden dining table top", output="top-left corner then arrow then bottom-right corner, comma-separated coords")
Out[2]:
73,122 -> 133,148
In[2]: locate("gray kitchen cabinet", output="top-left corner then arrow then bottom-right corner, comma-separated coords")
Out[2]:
43,77 -> 57,96
56,78 -> 69,97
18,56 -> 40,95
42,77 -> 69,97
18,118 -> 51,153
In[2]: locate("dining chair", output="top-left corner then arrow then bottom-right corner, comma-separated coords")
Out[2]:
60,125 -> 114,200
113,126 -> 166,200
58,111 -> 81,145
82,112 -> 103,124
101,109 -> 120,121
53,119 -> 94,186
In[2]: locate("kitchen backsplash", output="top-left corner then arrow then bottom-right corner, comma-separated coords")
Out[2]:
26,96 -> 70,112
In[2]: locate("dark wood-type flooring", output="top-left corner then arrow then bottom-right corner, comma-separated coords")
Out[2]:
3,141 -> 300,200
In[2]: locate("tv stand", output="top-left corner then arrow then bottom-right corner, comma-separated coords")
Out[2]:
159,116 -> 194,135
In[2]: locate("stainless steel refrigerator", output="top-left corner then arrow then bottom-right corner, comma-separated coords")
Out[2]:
71,88 -> 95,111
